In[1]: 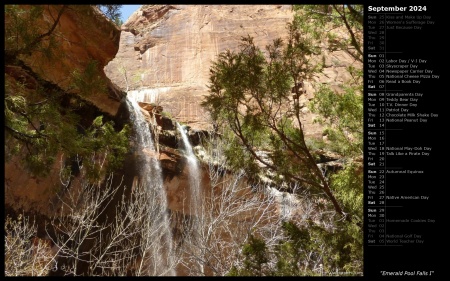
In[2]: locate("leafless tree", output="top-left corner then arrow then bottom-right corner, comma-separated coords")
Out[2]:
177,131 -> 285,276
44,154 -> 179,276
5,214 -> 57,276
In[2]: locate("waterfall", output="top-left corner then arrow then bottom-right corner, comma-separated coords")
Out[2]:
176,123 -> 201,215
127,87 -> 170,104
176,122 -> 205,275
126,92 -> 176,276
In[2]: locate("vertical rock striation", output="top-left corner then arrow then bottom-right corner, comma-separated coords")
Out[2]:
105,5 -> 295,129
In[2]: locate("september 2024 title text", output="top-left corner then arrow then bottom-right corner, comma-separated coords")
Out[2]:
368,6 -> 427,12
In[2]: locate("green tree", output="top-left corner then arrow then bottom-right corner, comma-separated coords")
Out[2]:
202,3 -> 363,222
203,5 -> 364,275
202,32 -> 347,220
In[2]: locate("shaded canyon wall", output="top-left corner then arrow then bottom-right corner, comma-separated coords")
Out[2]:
5,5 -> 125,216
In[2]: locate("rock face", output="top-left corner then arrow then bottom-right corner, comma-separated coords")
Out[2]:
105,5 -> 360,137
105,5 -> 294,129
19,5 -> 123,116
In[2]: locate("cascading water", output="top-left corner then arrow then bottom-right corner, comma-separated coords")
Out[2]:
176,122 -> 201,215
126,92 -> 176,276
127,87 -> 170,104
176,122 -> 205,275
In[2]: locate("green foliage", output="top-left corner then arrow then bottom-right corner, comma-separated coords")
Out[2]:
202,33 -> 322,189
309,82 -> 363,157
296,5 -> 364,273
222,130 -> 260,177
115,18 -> 124,27
307,65 -> 363,265
5,87 -> 130,179
5,68 -> 130,178
305,77 -> 363,276
332,162 -> 363,219
5,85 -> 74,176
293,5 -> 363,62
228,220 -> 362,276
5,5 -> 44,55
161,111 -> 172,119
82,116 -> 130,181
305,138 -> 326,152
274,221 -> 310,276
326,161 -> 364,273
97,5 -> 122,26
311,221 -> 362,274
227,234 -> 269,276
4,5 -> 63,61
71,60 -> 108,98
273,220 -> 352,276
242,234 -> 269,275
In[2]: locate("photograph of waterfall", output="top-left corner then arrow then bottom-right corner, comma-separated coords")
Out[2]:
5,4 -> 364,277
